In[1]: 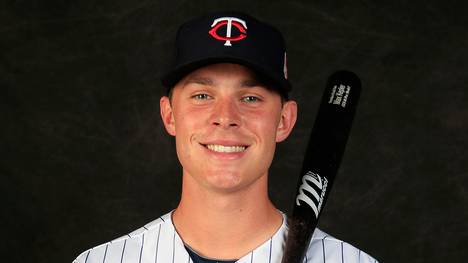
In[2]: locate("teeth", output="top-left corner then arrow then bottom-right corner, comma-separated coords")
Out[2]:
206,144 -> 246,153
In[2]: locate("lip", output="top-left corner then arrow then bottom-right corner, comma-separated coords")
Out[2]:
200,140 -> 250,147
199,140 -> 250,160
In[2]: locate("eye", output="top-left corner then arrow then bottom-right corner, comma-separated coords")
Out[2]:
241,96 -> 261,103
192,93 -> 211,100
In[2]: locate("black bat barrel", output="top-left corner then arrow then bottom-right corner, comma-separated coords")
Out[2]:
282,70 -> 361,263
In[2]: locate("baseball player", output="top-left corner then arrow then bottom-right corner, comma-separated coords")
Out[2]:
73,11 -> 378,263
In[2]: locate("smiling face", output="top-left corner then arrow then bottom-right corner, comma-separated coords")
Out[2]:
160,63 -> 297,193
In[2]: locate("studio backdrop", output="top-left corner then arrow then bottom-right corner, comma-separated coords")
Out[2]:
2,1 -> 467,262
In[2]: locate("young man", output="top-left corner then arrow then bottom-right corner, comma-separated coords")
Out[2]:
74,12 -> 378,263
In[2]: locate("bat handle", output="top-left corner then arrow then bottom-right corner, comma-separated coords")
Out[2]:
281,217 -> 312,263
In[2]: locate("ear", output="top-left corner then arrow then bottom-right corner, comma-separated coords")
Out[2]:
276,100 -> 297,142
160,96 -> 176,136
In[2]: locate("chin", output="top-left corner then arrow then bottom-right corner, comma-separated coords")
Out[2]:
206,172 -> 242,190
204,170 -> 263,193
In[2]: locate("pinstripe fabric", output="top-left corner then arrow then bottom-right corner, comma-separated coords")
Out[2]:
119,240 -> 126,263
155,224 -> 161,263
102,244 -> 108,263
73,211 -> 378,263
138,234 -> 145,263
268,238 -> 272,263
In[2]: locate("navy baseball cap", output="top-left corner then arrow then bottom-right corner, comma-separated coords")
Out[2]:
161,11 -> 291,98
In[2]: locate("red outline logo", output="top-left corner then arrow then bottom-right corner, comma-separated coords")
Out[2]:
208,17 -> 247,46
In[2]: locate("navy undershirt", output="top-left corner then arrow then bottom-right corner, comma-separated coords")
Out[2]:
184,245 -> 237,263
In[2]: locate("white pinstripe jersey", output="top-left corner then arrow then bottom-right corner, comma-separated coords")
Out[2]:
73,211 -> 378,263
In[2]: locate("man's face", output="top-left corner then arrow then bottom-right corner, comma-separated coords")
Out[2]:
160,63 -> 297,193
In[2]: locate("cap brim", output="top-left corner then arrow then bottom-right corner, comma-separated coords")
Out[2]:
161,57 -> 291,94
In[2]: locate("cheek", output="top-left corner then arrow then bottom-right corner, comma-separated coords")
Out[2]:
247,109 -> 282,142
173,111 -> 192,155
173,108 -> 208,158
173,107 -> 204,136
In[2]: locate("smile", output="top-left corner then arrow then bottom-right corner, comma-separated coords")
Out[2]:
205,144 -> 247,153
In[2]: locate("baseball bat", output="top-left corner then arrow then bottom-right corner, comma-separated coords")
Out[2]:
281,70 -> 361,263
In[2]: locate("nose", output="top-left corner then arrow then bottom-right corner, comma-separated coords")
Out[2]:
211,99 -> 241,128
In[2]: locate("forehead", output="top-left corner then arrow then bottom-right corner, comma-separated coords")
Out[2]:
168,63 -> 287,101
177,63 -> 260,87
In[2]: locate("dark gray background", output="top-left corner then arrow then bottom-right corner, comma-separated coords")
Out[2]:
2,0 -> 467,262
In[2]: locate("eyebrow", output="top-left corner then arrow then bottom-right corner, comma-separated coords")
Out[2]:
183,76 -> 214,86
183,76 -> 263,88
240,79 -> 262,88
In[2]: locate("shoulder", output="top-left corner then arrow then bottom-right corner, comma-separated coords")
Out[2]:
72,213 -> 171,263
305,228 -> 379,263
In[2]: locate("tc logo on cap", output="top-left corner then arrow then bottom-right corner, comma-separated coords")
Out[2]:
208,17 -> 247,46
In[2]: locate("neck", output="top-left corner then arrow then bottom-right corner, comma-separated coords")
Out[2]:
172,171 -> 283,260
